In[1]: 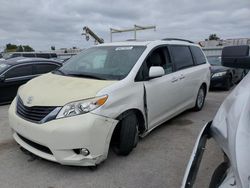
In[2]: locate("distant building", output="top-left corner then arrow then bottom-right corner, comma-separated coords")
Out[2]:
202,47 -> 223,57
200,38 -> 250,57
199,38 -> 250,48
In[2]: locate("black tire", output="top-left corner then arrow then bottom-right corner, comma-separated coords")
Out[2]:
224,75 -> 232,91
241,70 -> 247,80
209,162 -> 229,188
113,113 -> 139,156
193,85 -> 206,111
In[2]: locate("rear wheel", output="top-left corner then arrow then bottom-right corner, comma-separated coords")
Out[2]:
112,113 -> 139,156
193,86 -> 206,111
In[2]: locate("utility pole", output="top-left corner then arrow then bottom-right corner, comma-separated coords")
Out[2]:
110,25 -> 156,42
82,26 -> 104,44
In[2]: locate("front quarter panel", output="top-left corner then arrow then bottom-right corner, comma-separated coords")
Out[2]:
93,80 -> 145,122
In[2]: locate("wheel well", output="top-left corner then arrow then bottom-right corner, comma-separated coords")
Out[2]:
115,109 -> 146,134
201,83 -> 207,96
111,109 -> 146,146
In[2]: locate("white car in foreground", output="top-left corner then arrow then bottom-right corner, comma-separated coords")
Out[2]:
182,45 -> 250,188
9,39 -> 210,166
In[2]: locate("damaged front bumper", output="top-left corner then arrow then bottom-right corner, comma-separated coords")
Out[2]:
9,98 -> 119,166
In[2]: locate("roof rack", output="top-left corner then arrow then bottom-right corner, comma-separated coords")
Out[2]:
162,38 -> 194,43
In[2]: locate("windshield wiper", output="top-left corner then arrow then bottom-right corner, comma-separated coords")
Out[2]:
67,73 -> 106,80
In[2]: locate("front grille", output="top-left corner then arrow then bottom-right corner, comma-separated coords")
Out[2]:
16,97 -> 56,123
17,133 -> 53,155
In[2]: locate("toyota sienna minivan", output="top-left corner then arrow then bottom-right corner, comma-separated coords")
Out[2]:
9,39 -> 210,166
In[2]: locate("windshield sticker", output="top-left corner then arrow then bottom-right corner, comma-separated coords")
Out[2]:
115,47 -> 133,51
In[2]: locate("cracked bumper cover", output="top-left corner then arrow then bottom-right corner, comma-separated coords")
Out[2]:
8,98 -> 118,166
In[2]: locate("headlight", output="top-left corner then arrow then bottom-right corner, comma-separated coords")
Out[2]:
212,71 -> 227,78
56,95 -> 108,119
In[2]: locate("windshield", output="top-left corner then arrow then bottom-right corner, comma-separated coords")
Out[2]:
0,63 -> 10,74
207,56 -> 221,66
57,46 -> 146,80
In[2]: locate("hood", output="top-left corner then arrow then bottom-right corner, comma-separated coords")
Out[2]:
18,73 -> 117,107
211,72 -> 250,187
210,65 -> 230,74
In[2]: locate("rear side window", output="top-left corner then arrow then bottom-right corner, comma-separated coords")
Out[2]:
5,64 -> 33,78
34,63 -> 59,74
170,46 -> 194,70
190,46 -> 206,65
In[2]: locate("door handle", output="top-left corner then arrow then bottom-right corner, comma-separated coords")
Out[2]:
171,77 -> 178,83
179,74 -> 185,80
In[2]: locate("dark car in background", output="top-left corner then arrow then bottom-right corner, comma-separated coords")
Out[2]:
0,57 -> 62,104
208,56 -> 245,90
3,52 -> 57,60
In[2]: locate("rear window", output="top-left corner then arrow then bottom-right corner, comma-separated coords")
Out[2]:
190,46 -> 206,65
170,46 -> 194,70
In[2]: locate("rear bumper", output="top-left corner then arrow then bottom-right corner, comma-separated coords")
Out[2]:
9,98 -> 118,166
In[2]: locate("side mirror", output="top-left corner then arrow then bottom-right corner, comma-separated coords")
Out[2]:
221,45 -> 250,69
0,75 -> 5,82
149,66 -> 165,79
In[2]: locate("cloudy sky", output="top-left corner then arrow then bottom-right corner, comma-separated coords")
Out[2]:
0,0 -> 249,51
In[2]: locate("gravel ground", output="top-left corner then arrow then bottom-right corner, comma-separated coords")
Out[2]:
0,90 -> 230,188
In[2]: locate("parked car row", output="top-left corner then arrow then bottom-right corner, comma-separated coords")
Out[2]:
207,55 -> 246,90
8,39 -> 210,166
0,57 -> 62,104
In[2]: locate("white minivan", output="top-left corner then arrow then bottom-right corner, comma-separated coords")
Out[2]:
9,39 -> 210,166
